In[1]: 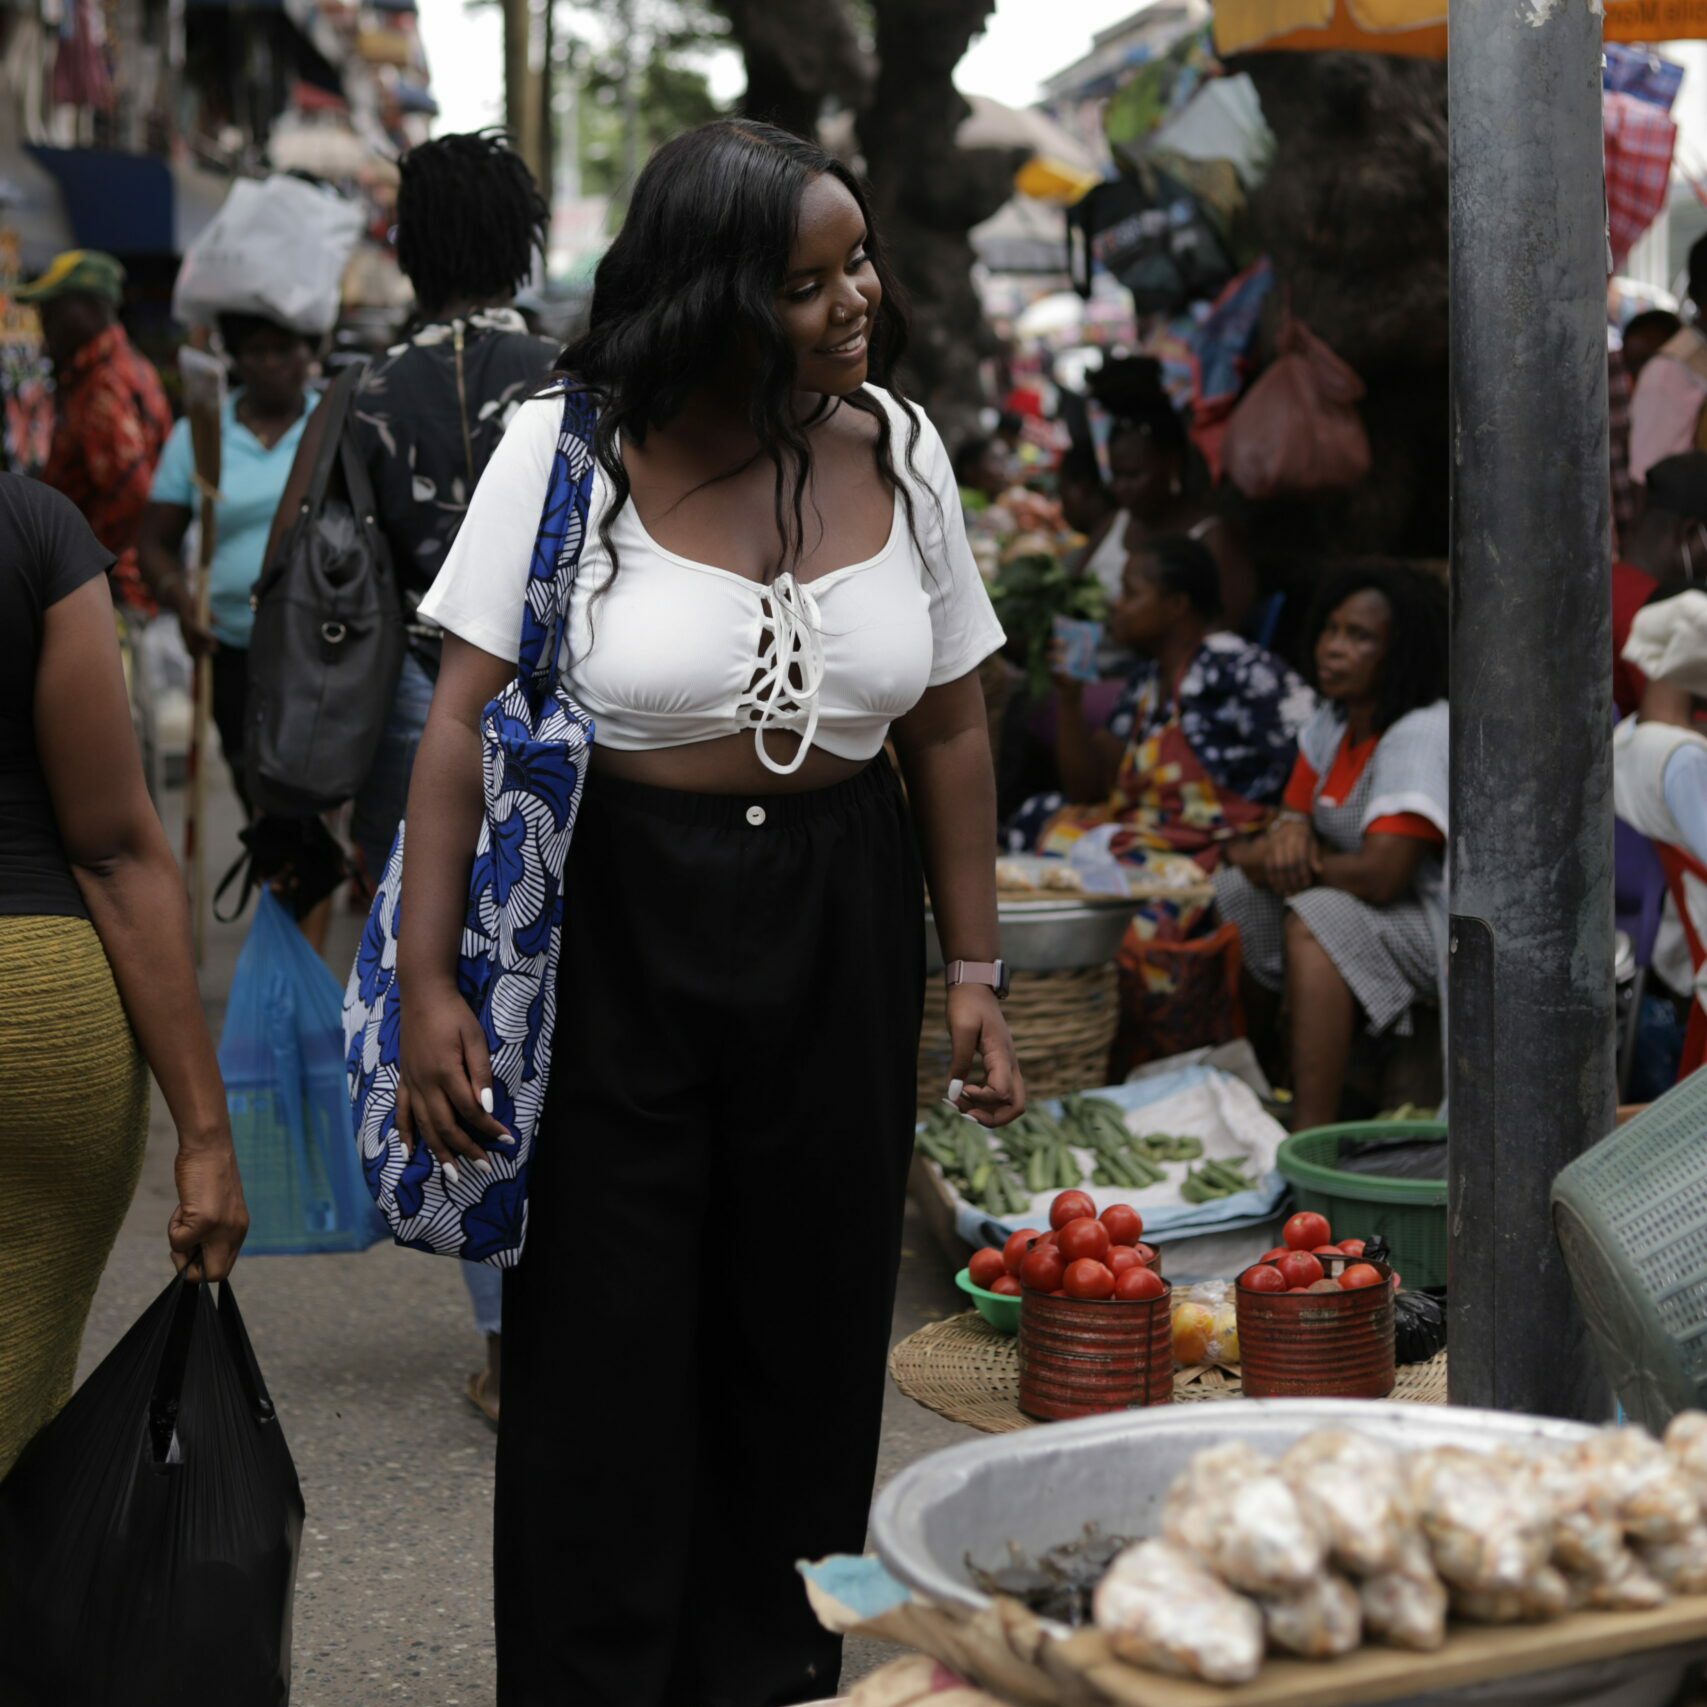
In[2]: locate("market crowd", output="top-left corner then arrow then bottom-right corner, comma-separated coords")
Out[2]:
2,113 -> 1705,1707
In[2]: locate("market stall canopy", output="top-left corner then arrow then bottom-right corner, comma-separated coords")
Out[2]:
1213,0 -> 1707,55
957,94 -> 1096,169
973,194 -> 1070,275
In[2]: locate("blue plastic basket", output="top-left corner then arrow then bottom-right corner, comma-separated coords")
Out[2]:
1553,1068 -> 1707,1430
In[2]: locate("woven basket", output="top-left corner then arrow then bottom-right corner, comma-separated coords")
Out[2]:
916,963 -> 1119,1115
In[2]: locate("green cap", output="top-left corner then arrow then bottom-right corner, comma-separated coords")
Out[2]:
15,249 -> 126,306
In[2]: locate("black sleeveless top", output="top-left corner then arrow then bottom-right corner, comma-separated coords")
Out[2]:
0,474 -> 115,917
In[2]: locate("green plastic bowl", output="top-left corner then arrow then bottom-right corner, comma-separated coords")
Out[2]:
956,1266 -> 1021,1333
1276,1121 -> 1448,1290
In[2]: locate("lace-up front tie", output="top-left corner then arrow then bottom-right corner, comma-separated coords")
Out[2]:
736,572 -> 827,776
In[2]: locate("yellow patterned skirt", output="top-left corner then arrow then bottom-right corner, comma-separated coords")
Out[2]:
0,915 -> 148,1478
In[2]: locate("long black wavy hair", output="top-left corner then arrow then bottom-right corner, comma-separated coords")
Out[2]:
558,119 -> 927,582
1304,561 -> 1449,731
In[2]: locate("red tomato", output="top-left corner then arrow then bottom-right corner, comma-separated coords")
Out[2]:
1063,1259 -> 1116,1300
1275,1251 -> 1325,1289
1020,1246 -> 1068,1293
988,1274 -> 1022,1296
1287,1286 -> 1313,1293
1284,1211 -> 1332,1251
1100,1203 -> 1144,1246
1049,1190 -> 1097,1230
1239,1263 -> 1287,1292
1312,1244 -> 1346,1257
1002,1228 -> 1042,1276
1057,1216 -> 1112,1263
1115,1264 -> 1166,1301
1259,1246 -> 1290,1263
968,1247 -> 1006,1289
1339,1238 -> 1366,1257
1106,1245 -> 1144,1277
1340,1263 -> 1383,1290
1135,1241 -> 1158,1267
1036,1230 -> 1060,1248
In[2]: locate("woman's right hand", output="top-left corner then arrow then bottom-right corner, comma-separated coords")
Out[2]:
170,1135 -> 249,1281
1264,817 -> 1320,896
397,979 -> 514,1178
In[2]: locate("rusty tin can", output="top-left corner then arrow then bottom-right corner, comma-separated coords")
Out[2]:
1235,1258 -> 1396,1400
1017,1283 -> 1174,1421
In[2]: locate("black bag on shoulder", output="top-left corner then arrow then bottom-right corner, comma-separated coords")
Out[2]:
245,362 -> 403,815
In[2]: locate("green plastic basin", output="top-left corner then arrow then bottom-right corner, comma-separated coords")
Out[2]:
1276,1121 -> 1448,1290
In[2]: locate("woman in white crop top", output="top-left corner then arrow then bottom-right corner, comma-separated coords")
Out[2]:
394,120 -> 1023,1707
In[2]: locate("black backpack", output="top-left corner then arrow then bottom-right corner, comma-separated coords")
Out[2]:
245,363 -> 403,816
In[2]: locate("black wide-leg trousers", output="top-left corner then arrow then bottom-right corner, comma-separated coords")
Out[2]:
495,759 -> 924,1707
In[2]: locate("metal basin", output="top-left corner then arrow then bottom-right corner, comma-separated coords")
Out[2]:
871,1399 -> 1697,1707
924,899 -> 1138,975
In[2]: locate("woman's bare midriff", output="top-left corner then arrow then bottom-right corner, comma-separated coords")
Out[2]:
590,731 -> 870,795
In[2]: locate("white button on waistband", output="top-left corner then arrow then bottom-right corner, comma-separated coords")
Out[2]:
745,805 -> 766,827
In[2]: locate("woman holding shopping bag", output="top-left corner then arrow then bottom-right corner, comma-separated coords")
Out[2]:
0,475 -> 247,1477
395,119 -> 1023,1704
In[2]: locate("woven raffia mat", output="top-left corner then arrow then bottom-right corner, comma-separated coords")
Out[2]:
889,1311 -> 1448,1434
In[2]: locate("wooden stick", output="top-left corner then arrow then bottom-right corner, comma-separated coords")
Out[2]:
178,345 -> 225,964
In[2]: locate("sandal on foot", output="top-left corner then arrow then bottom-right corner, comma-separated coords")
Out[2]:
465,1369 -> 499,1428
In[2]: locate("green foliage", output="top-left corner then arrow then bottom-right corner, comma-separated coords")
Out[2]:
562,0 -> 730,200
987,548 -> 1106,698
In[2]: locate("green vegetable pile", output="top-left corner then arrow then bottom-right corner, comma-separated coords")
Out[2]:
916,1105 -> 1032,1216
1179,1159 -> 1259,1203
987,548 -> 1106,697
918,1091 -> 1243,1213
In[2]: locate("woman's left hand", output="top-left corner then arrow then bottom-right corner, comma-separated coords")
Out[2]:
945,985 -> 1026,1127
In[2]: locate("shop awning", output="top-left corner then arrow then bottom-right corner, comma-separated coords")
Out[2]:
1212,0 -> 1707,56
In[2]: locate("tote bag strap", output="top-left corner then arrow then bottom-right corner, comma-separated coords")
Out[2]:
515,382 -> 600,710
302,362 -> 367,518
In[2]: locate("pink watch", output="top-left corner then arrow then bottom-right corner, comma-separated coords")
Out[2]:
945,958 -> 1010,999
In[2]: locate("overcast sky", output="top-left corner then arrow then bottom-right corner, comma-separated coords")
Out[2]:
415,0 -> 1143,142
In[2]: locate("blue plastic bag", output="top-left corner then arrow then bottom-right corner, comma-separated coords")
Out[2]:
220,888 -> 386,1254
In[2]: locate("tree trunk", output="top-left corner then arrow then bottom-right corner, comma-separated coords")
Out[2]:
716,0 -> 870,138
856,0 -> 1016,444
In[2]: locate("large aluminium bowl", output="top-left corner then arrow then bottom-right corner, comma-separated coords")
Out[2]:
923,898 -> 1139,974
871,1399 -> 1699,1707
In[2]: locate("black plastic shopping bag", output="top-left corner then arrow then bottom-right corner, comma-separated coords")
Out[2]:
0,1272 -> 304,1705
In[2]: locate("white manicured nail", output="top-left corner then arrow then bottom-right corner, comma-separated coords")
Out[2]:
479,1087 -> 494,1115
947,1079 -> 965,1103
475,1158 -> 494,1175
443,1159 -> 461,1186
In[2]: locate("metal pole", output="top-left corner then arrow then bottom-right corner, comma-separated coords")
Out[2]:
1447,0 -> 1613,1419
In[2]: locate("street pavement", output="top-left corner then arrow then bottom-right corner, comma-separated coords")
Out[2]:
75,769 -> 977,1704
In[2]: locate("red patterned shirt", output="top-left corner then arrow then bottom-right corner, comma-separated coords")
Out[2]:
39,323 -> 172,612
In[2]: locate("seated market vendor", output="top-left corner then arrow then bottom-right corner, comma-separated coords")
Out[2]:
1213,562 -> 1449,1132
1007,535 -> 1314,873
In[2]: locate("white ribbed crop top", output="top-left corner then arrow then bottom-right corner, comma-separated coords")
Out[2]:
417,386 -> 1006,774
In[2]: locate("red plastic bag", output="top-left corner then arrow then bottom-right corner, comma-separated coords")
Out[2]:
1221,316 -> 1371,500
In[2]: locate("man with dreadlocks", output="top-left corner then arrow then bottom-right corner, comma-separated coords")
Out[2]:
270,128 -> 556,1425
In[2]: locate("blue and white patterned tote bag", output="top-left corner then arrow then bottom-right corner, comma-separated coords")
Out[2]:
342,383 -> 598,1265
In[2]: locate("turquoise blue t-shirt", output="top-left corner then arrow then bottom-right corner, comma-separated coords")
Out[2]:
150,392 -> 310,648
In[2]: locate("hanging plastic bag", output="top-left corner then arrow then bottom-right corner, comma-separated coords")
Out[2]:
221,887 -> 387,1254
172,174 -> 363,335
1221,314 -> 1372,501
0,1272 -> 303,1706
